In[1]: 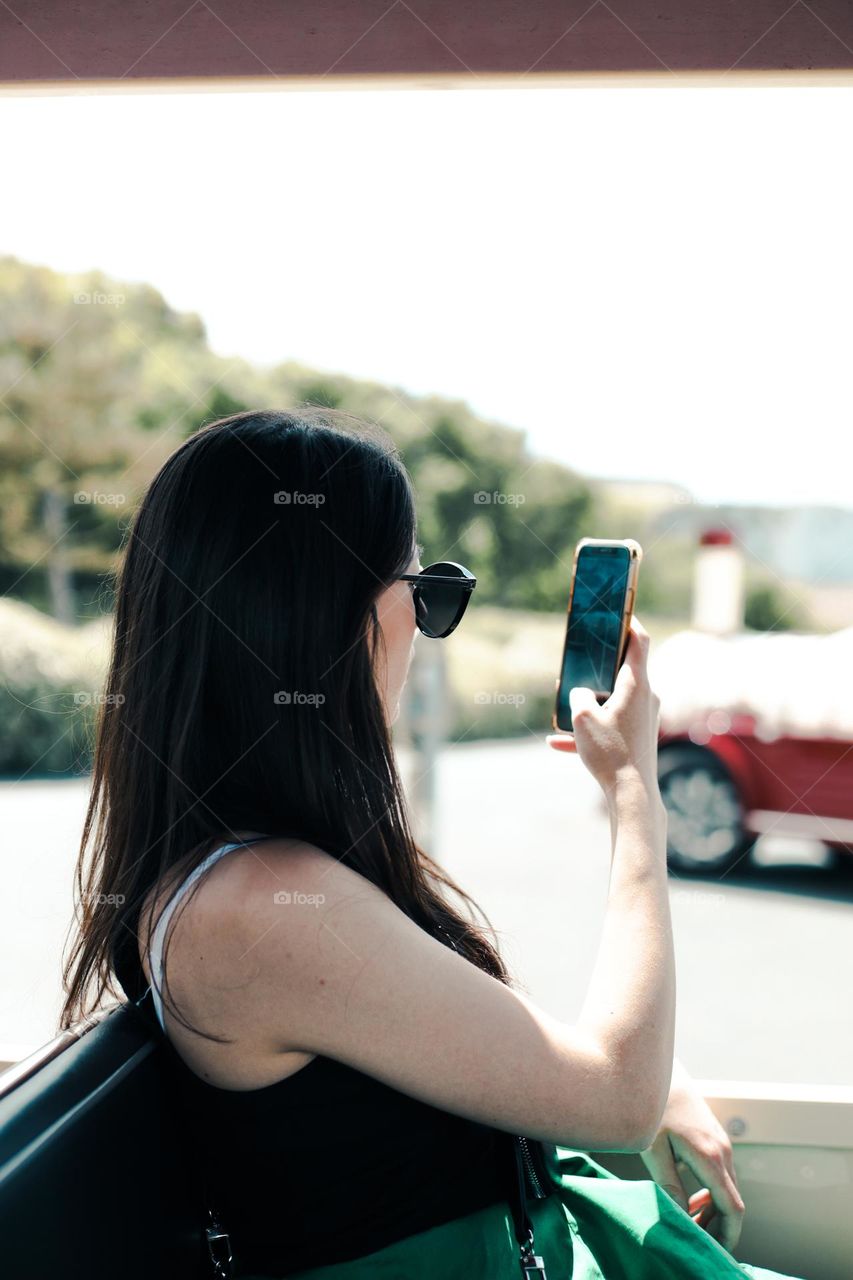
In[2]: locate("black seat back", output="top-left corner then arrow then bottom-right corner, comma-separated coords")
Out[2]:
0,1001 -> 208,1280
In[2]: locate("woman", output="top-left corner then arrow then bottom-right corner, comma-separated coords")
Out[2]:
61,408 -> 805,1280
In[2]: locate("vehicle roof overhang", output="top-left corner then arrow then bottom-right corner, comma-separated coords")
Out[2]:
1,1 -> 852,92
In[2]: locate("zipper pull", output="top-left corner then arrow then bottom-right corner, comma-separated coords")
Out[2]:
519,1228 -> 548,1278
205,1209 -> 234,1279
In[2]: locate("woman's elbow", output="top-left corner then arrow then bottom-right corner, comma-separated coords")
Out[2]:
625,1090 -> 668,1153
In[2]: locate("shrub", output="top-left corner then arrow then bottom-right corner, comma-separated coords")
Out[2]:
0,599 -> 110,776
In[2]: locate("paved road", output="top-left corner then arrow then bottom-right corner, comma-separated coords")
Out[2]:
405,737 -> 853,1088
2,740 -> 852,1085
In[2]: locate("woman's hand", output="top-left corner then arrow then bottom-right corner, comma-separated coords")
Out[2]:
547,615 -> 662,800
638,1062 -> 746,1254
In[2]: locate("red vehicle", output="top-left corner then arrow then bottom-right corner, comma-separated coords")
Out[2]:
657,714 -> 853,875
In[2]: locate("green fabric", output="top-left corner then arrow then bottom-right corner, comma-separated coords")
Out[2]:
527,1146 -> 805,1280
242,1145 -> 806,1280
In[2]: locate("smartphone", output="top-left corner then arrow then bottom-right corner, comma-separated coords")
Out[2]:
553,538 -> 643,733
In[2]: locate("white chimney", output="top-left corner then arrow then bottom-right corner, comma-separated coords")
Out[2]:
691,527 -> 745,635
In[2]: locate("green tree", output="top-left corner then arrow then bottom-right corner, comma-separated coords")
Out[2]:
0,256 -> 677,625
744,582 -> 806,632
0,258 -> 209,619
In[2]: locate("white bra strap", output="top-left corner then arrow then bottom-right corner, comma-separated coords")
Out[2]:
148,841 -> 244,1032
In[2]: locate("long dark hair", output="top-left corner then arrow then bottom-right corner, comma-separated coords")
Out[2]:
61,408 -> 512,1040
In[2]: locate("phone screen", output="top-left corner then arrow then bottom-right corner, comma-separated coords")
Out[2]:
555,545 -> 631,731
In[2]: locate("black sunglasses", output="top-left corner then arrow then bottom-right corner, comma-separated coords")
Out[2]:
398,561 -> 477,638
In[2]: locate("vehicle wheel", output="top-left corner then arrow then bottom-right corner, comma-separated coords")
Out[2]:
657,745 -> 752,876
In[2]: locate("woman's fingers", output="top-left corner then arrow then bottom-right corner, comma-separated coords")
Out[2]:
639,1132 -> 690,1213
569,686 -> 600,715
672,1144 -> 745,1254
631,614 -> 649,638
547,686 -> 602,751
688,1188 -> 713,1216
688,1188 -> 717,1231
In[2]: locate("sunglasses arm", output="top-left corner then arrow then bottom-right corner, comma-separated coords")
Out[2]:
399,574 -> 477,588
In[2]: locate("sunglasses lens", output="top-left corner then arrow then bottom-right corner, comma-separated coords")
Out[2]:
414,563 -> 471,638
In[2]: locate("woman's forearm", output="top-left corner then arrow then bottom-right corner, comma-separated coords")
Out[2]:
576,770 -> 676,1144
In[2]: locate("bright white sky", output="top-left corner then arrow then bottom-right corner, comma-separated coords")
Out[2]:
1,84 -> 850,507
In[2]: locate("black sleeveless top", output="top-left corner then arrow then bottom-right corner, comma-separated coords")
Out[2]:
115,860 -> 518,1277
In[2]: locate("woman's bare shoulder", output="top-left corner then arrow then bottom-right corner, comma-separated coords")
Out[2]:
147,837 -> 370,1010
140,836 -> 654,1150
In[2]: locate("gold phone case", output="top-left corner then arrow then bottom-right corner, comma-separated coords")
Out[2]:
552,537 -> 643,733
